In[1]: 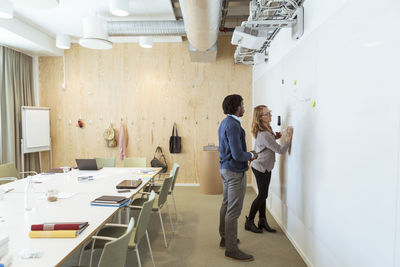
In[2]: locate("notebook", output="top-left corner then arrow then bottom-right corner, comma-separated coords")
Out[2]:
29,223 -> 89,238
44,168 -> 64,174
116,180 -> 143,189
31,222 -> 88,231
91,195 -> 130,207
75,159 -> 103,171
93,195 -> 127,203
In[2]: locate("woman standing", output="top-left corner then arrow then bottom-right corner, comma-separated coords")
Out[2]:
245,105 -> 293,233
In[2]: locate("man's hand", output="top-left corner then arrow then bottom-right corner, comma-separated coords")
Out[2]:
250,150 -> 258,161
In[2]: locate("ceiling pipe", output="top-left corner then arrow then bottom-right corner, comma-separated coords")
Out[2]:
108,20 -> 186,36
179,0 -> 222,52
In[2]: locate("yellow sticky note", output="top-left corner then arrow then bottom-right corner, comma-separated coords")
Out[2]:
310,100 -> 316,108
293,80 -> 297,85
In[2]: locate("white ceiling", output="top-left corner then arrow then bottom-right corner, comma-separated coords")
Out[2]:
0,0 -> 180,56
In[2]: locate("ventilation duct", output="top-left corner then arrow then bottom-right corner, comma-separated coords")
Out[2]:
108,21 -> 186,36
179,0 -> 222,62
179,0 -> 222,51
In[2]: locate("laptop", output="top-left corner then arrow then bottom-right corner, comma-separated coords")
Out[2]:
75,159 -> 103,171
116,180 -> 142,189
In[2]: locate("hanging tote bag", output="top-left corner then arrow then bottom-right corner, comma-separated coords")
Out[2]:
169,123 -> 181,153
150,146 -> 168,173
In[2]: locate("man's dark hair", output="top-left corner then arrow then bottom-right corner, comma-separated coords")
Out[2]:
222,94 -> 243,115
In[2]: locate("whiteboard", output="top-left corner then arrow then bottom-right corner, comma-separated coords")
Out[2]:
21,106 -> 51,153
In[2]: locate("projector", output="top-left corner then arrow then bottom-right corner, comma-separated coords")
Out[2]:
231,26 -> 266,50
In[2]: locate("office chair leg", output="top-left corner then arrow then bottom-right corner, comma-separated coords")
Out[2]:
166,201 -> 174,233
135,246 -> 142,267
118,209 -> 122,224
172,192 -> 178,221
77,246 -> 84,266
146,230 -> 156,267
125,206 -> 130,224
158,208 -> 168,248
89,238 -> 96,267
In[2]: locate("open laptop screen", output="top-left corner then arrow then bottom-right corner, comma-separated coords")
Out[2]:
75,159 -> 102,171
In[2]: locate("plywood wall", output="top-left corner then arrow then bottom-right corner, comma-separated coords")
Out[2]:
39,36 -> 252,183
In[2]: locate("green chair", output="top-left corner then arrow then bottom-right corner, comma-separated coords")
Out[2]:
131,176 -> 174,248
147,163 -> 180,221
80,192 -> 156,267
0,162 -> 37,185
123,157 -> 146,167
77,217 -> 135,267
95,158 -> 115,168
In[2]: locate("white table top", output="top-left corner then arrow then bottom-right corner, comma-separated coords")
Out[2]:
0,167 -> 160,267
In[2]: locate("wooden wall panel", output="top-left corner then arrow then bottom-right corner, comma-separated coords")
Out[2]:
39,37 -> 252,183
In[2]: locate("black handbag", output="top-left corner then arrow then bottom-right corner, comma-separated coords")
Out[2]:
150,146 -> 168,173
169,123 -> 181,153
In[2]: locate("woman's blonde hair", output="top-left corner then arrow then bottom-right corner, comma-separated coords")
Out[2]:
251,105 -> 274,138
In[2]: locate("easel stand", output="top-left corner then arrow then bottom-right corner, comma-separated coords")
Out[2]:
21,138 -> 52,178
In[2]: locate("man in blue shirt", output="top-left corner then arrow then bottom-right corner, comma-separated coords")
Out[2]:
218,94 -> 257,261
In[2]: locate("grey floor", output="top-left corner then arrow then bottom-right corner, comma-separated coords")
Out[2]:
63,187 -> 306,267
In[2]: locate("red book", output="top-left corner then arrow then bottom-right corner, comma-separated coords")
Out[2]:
31,222 -> 88,231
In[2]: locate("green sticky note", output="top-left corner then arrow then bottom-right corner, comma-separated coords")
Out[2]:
293,80 -> 297,85
310,100 -> 316,108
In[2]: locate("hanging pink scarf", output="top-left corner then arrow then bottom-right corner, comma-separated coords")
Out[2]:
119,122 -> 127,160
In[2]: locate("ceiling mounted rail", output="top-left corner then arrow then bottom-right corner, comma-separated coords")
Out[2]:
232,0 -> 304,65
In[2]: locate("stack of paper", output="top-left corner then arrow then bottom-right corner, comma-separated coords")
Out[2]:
29,222 -> 89,238
0,235 -> 11,267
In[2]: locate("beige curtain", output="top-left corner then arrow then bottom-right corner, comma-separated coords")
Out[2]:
0,46 -> 40,173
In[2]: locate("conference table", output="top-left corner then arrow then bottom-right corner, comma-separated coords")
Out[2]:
0,167 -> 161,267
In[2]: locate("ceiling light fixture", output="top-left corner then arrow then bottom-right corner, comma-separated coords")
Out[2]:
79,15 -> 112,50
109,0 -> 129,16
139,36 -> 153,48
0,0 -> 13,19
56,34 -> 71,49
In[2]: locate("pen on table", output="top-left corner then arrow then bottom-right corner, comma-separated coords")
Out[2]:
5,188 -> 14,194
